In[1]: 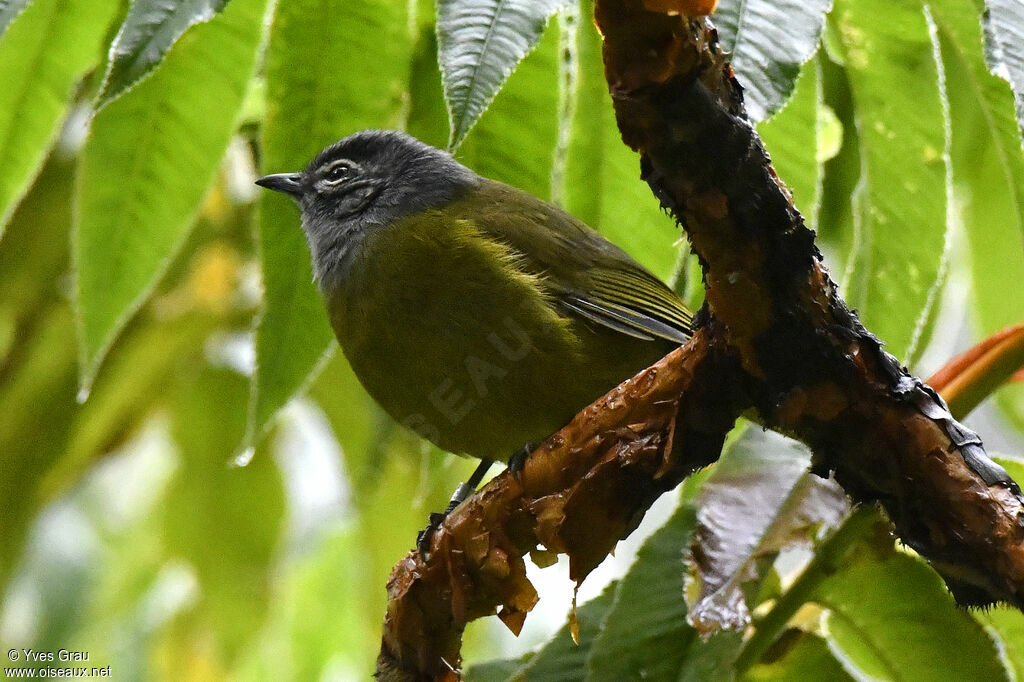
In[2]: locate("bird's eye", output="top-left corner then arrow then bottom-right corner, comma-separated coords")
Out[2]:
325,162 -> 353,182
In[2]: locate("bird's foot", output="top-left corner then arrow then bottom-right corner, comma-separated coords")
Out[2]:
416,458 -> 494,560
508,442 -> 537,479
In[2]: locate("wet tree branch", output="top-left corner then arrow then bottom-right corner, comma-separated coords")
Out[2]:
376,2 -> 1024,679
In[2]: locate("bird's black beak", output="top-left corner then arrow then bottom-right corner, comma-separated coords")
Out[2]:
255,172 -> 303,198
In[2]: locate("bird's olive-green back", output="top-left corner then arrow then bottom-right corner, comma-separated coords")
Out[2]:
326,179 -> 691,461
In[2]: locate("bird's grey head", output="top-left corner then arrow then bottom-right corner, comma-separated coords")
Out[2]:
255,130 -> 479,289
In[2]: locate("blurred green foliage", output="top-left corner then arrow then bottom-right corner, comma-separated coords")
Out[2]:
1,0 -> 1024,678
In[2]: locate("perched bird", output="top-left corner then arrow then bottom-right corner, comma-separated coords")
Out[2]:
256,130 -> 692,493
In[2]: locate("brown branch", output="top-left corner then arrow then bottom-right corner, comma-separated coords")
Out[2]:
591,0 -> 1024,604
376,2 -> 1024,678
376,330 -> 742,680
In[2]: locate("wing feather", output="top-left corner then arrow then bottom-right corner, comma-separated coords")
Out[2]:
467,179 -> 695,345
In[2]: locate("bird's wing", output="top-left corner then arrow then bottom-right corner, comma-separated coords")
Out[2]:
561,267 -> 693,344
467,180 -> 694,345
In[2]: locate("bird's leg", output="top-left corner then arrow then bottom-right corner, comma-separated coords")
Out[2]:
507,441 -> 538,478
417,458 -> 494,558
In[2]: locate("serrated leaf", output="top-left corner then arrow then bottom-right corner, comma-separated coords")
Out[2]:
74,0 -> 265,392
831,0 -> 949,363
0,0 -> 117,236
984,0 -> 1024,139
815,531 -> 1007,680
509,582 -> 618,681
713,0 -> 832,122
0,0 -> 30,39
688,430 -> 848,633
455,15 -> 560,198
584,499 -> 699,681
438,0 -> 567,149
250,0 -> 414,445
931,0 -> 1024,429
563,4 -> 682,280
96,0 -> 232,109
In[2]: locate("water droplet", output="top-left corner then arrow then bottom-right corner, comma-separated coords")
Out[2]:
231,447 -> 255,468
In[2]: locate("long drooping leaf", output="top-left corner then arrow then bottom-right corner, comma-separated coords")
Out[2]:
713,0 -> 832,122
0,0 -> 117,236
830,0 -> 949,363
931,0 -> 1024,429
437,0 -> 567,149
74,0 -> 266,393
96,0 -> 233,109
984,0 -> 1024,139
251,0 -> 413,444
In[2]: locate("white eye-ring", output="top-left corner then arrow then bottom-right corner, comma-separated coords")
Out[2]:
325,161 -> 355,182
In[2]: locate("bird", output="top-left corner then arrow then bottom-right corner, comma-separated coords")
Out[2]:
256,130 -> 693,529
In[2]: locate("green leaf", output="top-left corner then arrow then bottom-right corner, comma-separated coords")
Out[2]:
165,365 -> 285,662
830,0 -> 950,363
677,631 -> 745,682
584,499 -> 699,681
815,54 -> 861,277
251,0 -> 413,444
814,526 -> 1007,680
437,0 -> 567,149
563,3 -> 682,280
931,0 -> 1024,428
758,58 -> 824,230
0,0 -> 30,39
0,0 -> 117,236
713,0 -> 832,122
407,16 -> 452,149
0,155 -> 76,585
983,603 -> 1024,680
74,0 -> 266,392
509,582 -> 618,681
743,632 -> 854,681
688,429 -> 847,633
455,18 -> 561,199
983,0 -> 1024,138
466,654 -> 533,682
932,0 -> 1024,335
307,352 -> 388,497
95,0 -> 232,110
0,303 -> 76,586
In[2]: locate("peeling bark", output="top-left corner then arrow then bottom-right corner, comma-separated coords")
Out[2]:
376,2 -> 1024,679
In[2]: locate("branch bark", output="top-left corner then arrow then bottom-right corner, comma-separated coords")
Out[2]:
376,2 -> 1024,679
591,0 -> 1024,607
377,330 -> 742,681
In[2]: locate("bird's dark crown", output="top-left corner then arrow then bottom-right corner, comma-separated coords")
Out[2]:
281,130 -> 480,291
299,130 -> 478,220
